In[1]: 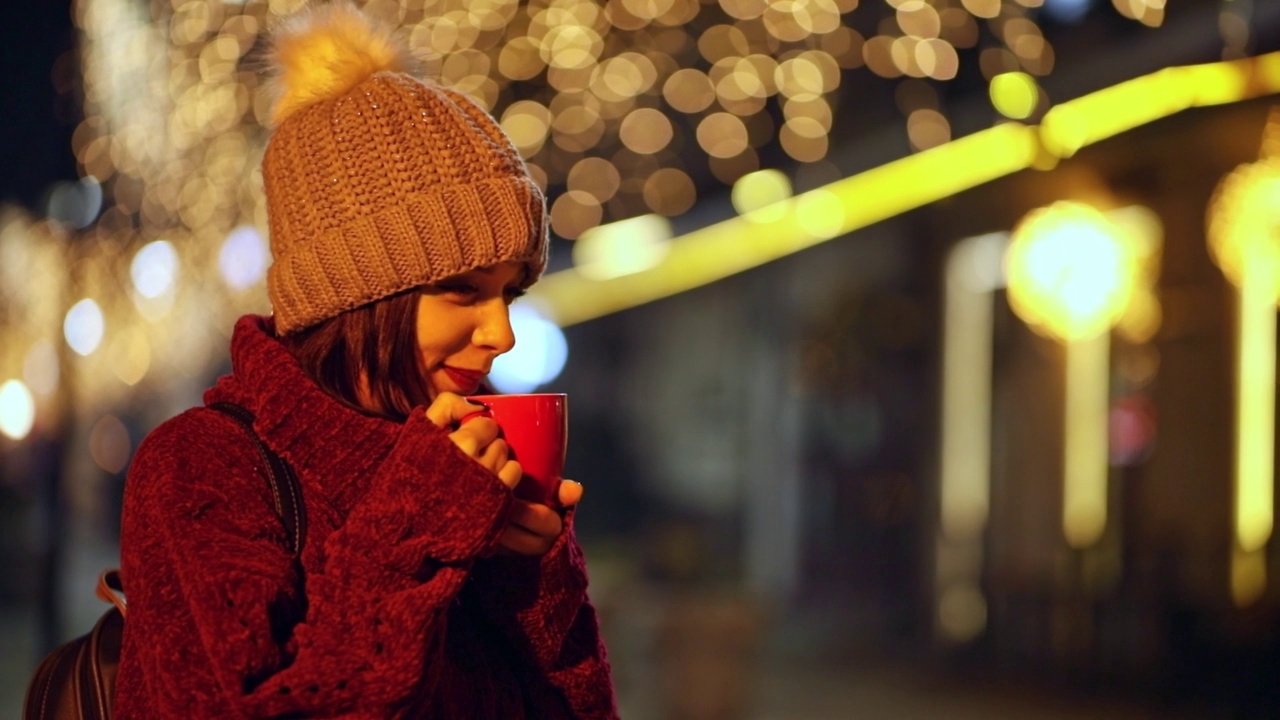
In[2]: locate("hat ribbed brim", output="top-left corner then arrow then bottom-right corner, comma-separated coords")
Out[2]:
268,175 -> 547,334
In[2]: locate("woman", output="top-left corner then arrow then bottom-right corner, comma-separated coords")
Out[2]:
115,3 -> 618,717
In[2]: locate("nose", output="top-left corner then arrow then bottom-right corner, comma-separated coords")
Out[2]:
473,298 -> 516,354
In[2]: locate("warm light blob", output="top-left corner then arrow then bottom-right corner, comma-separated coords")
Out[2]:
1006,202 -> 1141,549
573,214 -> 673,281
990,71 -> 1038,119
732,169 -> 793,222
130,240 -> 178,299
1062,332 -> 1111,548
935,232 -> 1006,644
1207,151 -> 1280,605
64,298 -> 106,356
1005,202 -> 1137,344
219,226 -> 270,290
1234,251 -> 1276,554
0,380 -> 37,441
940,232 -> 1006,541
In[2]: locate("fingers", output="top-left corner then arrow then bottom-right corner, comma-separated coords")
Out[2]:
557,479 -> 583,508
496,500 -> 564,555
425,392 -> 488,428
496,459 -> 522,490
509,501 -> 562,537
428,392 -> 513,476
448,417 -> 501,457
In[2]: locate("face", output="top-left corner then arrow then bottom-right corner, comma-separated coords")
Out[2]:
415,261 -> 527,399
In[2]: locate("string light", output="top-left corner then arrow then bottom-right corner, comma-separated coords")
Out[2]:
0,0 -> 1209,417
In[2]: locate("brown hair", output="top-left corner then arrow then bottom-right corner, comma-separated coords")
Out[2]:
280,290 -> 430,422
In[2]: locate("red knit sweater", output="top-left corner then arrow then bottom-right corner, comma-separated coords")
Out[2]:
115,315 -> 618,719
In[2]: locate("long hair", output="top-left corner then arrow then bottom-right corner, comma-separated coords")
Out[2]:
279,290 -> 431,422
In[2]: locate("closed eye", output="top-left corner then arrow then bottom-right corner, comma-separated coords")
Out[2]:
504,286 -> 527,304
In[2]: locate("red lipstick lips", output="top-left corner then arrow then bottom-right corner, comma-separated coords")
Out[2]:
443,366 -> 484,392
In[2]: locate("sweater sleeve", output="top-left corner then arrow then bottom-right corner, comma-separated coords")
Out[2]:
121,409 -> 512,718
467,513 -> 620,719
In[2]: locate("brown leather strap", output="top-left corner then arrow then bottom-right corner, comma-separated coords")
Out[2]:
79,607 -> 122,719
95,571 -> 126,619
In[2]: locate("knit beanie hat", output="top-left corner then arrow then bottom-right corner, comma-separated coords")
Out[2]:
261,1 -> 548,335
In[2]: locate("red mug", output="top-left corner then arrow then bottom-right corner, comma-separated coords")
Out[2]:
465,393 -> 567,505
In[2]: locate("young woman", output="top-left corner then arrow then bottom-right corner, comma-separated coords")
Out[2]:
114,4 -> 617,717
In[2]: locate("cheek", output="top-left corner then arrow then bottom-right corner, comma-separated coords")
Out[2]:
415,304 -> 474,359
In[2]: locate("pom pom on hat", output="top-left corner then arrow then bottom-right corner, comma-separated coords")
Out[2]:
266,1 -> 417,127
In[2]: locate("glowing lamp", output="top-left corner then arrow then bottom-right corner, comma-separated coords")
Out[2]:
1005,201 -> 1140,549
1005,201 -> 1138,344
1207,136 -> 1280,606
1207,157 -> 1280,300
0,380 -> 36,441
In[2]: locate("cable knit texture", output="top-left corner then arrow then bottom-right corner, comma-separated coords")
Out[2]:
115,315 -> 618,719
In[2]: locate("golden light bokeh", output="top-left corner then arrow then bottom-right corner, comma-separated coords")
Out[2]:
1207,120 -> 1280,603
0,0 -> 1197,424
1005,201 -> 1140,344
990,71 -> 1040,119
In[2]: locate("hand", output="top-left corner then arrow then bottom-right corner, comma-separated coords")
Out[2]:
496,480 -> 583,556
425,392 -> 521,490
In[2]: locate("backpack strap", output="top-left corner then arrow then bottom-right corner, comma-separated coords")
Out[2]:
95,570 -> 127,618
208,402 -> 307,557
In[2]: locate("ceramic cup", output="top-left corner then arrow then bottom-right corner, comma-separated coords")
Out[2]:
464,393 -> 567,505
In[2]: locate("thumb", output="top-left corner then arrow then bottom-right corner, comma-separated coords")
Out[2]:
424,392 -> 489,428
557,479 -> 584,508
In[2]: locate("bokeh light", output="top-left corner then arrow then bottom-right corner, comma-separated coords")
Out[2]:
1005,202 -> 1138,343
130,240 -> 179,299
990,71 -> 1040,120
64,298 -> 106,357
0,380 -> 37,441
908,108 -> 952,150
1044,0 -> 1093,23
89,413 -> 133,474
23,340 -> 60,397
732,168 -> 792,220
46,176 -> 103,229
0,0 -> 1170,424
219,225 -> 270,290
573,213 -> 673,280
937,581 -> 987,642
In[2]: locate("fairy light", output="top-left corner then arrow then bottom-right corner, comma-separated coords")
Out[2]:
0,0 -> 1236,419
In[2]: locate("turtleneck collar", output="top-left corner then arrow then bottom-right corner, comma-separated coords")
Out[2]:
204,314 -> 405,513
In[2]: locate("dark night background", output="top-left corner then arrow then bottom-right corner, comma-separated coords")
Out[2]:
2,2 -> 78,212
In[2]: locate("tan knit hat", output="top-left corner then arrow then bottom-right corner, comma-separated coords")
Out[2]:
262,2 -> 547,335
